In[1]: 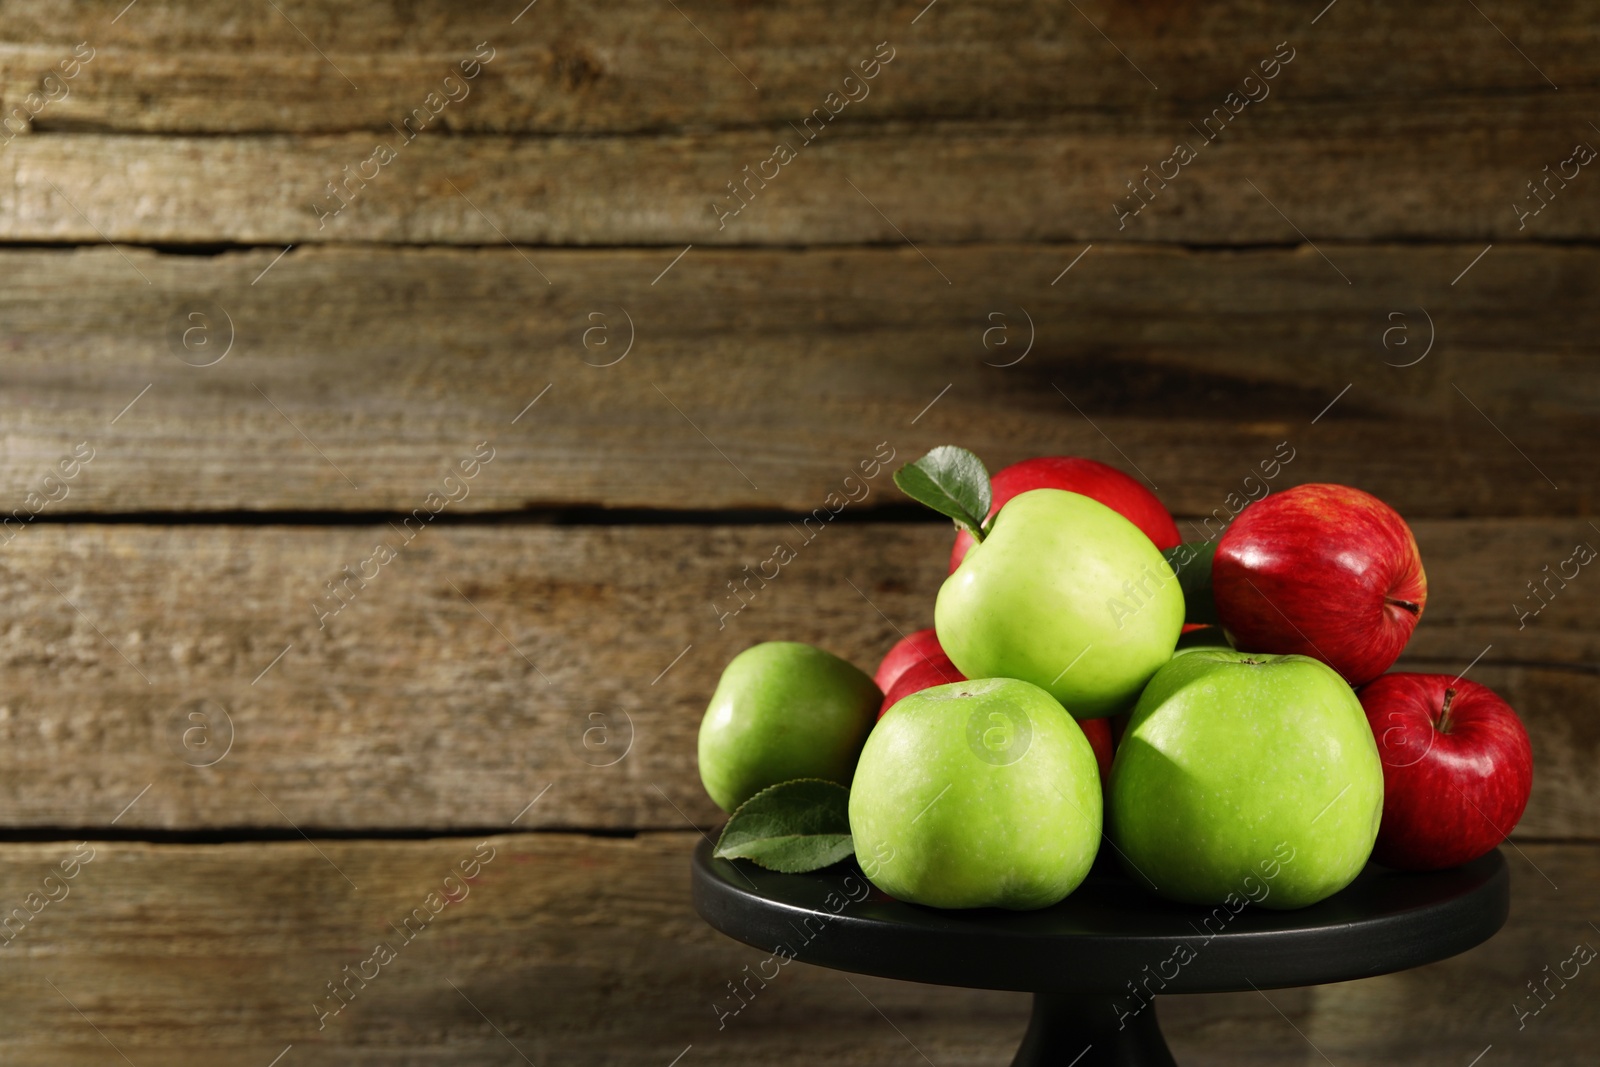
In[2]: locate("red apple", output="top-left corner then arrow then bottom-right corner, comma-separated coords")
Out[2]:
878,656 -> 965,718
1080,715 -> 1114,789
949,457 -> 1181,572
1211,483 -> 1426,686
873,629 -> 949,692
1359,673 -> 1533,871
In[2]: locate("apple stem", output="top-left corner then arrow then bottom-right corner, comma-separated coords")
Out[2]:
1436,687 -> 1457,734
1384,596 -> 1422,615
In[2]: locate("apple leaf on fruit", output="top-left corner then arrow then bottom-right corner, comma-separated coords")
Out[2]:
893,445 -> 993,540
713,779 -> 854,873
1164,539 -> 1220,626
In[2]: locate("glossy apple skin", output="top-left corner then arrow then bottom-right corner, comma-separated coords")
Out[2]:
698,642 -> 881,812
950,456 -> 1181,572
874,629 -> 949,692
1212,484 -> 1427,686
879,656 -> 965,718
1359,673 -> 1533,871
937,489 -> 1186,719
1109,650 -> 1384,909
849,678 -> 1101,909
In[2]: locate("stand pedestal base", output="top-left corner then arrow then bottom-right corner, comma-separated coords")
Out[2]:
691,841 -> 1509,1066
1012,994 -> 1174,1067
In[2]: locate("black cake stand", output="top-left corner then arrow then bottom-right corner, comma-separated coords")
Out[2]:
692,841 -> 1508,1065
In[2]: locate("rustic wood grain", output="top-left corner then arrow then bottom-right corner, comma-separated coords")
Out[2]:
0,833 -> 1589,1065
1,0 -> 1593,136
6,93 -> 1600,245
0,4 -> 1589,1060
0,521 -> 1590,834
1,244 -> 1593,517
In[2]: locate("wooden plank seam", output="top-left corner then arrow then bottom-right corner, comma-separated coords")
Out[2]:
0,42 -> 95,147
712,41 -> 899,233
311,43 -> 500,232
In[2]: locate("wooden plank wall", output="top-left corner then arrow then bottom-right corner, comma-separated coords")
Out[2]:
0,1 -> 1594,1062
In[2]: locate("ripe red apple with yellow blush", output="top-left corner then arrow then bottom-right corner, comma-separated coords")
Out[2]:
949,457 -> 1180,572
1211,483 -> 1426,686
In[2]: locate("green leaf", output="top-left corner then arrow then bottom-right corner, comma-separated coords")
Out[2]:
713,779 -> 854,873
1163,539 -> 1220,626
893,445 -> 993,540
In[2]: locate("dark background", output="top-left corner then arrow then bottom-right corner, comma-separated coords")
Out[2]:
0,1 -> 1594,1062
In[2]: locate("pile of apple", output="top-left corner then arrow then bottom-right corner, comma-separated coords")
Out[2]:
698,446 -> 1533,911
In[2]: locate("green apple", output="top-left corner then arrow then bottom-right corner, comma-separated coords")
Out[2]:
698,642 -> 880,813
935,489 -> 1185,718
849,677 -> 1101,910
1108,650 -> 1383,909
